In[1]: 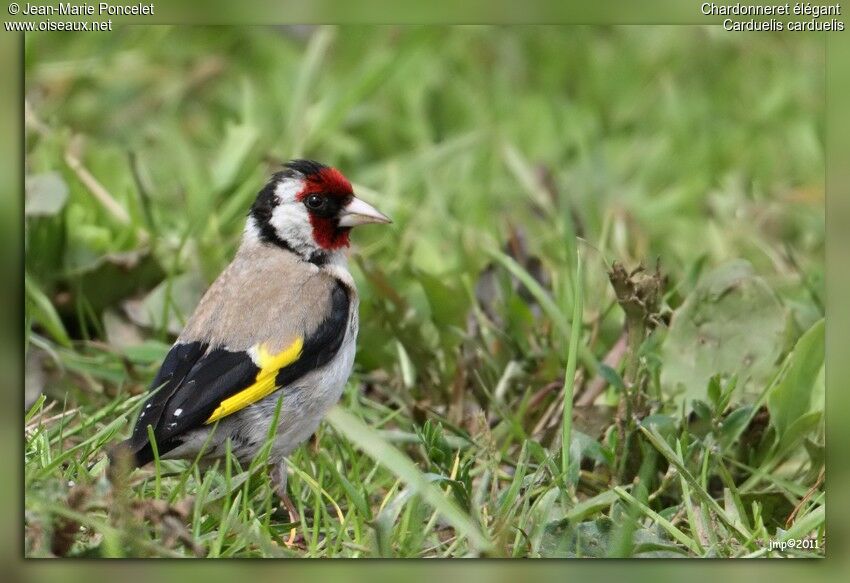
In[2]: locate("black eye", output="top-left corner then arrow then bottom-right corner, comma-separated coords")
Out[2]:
304,195 -> 325,210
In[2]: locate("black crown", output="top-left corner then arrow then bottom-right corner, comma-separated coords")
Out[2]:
284,159 -> 328,177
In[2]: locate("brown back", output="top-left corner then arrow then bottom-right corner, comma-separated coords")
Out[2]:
179,244 -> 341,353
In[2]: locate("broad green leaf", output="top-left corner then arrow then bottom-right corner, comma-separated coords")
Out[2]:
539,516 -> 688,558
775,411 -> 822,458
767,319 -> 825,443
661,260 -> 786,410
719,405 -> 754,448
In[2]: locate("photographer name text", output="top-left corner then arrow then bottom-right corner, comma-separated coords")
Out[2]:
19,2 -> 154,16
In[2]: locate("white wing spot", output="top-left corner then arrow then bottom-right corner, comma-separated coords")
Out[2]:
174,408 -> 183,417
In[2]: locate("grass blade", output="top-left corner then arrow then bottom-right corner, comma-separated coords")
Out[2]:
613,486 -> 701,555
326,406 -> 491,552
561,245 -> 584,487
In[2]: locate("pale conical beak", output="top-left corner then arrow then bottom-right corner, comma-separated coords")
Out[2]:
337,196 -> 392,227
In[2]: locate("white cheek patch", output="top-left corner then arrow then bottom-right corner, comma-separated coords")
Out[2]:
270,201 -> 314,254
259,179 -> 315,255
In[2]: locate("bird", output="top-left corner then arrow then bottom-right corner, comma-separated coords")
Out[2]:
112,159 -> 391,516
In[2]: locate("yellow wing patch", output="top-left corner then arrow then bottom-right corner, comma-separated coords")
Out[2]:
204,337 -> 304,424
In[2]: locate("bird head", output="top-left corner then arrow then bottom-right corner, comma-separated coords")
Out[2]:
246,159 -> 390,260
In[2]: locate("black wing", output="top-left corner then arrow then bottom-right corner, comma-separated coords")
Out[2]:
119,281 -> 350,466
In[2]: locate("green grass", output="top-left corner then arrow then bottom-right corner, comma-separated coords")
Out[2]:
24,26 -> 825,557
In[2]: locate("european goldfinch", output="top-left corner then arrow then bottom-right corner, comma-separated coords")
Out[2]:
114,159 -> 390,509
